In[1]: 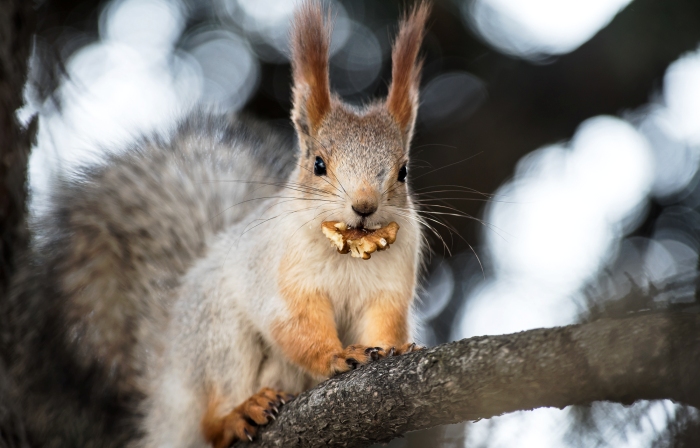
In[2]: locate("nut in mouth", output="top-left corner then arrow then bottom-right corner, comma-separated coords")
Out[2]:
321,221 -> 400,260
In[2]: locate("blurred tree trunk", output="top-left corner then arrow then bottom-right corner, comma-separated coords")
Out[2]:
0,1 -> 36,447
0,0 -> 35,290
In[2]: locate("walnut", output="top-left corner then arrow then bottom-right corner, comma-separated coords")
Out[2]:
321,221 -> 400,260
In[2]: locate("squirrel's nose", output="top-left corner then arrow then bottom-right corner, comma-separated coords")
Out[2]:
352,203 -> 377,217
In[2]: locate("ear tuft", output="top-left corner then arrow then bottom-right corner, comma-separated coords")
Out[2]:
386,2 -> 431,143
291,1 -> 332,136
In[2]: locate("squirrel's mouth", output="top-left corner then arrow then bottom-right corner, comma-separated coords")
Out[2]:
321,221 -> 400,259
346,222 -> 382,232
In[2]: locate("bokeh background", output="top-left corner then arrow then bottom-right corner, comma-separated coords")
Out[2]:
22,0 -> 700,446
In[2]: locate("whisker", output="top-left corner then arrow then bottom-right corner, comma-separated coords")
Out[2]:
408,190 -> 514,241
241,203 -> 331,237
410,152 -> 483,182
200,195 -> 338,230
417,206 -> 512,241
411,143 -> 458,157
412,197 -> 511,208
291,206 -> 344,238
256,197 -> 339,222
393,199 -> 513,244
406,158 -> 434,169
388,207 -> 452,257
223,202 -> 337,267
392,206 -> 484,274
391,213 -> 434,261
200,178 -> 342,200
297,161 -> 347,198
412,185 -> 494,197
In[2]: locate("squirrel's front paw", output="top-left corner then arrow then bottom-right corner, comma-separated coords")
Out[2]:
385,342 -> 423,356
330,345 -> 384,375
203,388 -> 295,448
328,343 -> 424,376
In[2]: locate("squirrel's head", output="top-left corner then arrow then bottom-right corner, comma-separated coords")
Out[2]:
290,1 -> 429,231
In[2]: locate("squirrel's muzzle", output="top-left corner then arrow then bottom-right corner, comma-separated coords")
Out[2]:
352,203 -> 377,217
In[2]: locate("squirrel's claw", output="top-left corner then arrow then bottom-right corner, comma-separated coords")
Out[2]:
365,346 -> 383,361
276,393 -> 296,405
204,387 -> 294,447
331,345 -> 385,375
394,342 -> 423,355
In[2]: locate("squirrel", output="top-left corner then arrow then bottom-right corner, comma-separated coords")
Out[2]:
1,1 -> 430,447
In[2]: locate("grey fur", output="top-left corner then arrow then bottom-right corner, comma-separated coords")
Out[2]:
1,111 -> 296,447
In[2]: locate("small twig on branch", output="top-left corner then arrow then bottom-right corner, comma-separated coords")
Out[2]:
234,313 -> 700,448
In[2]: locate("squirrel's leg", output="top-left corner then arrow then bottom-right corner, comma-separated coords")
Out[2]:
271,288 -> 384,378
197,333 -> 301,447
358,291 -> 423,356
201,387 -> 295,448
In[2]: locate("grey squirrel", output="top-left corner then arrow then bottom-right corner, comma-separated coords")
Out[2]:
2,2 -> 430,446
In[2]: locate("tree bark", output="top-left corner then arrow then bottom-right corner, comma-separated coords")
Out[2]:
235,312 -> 700,448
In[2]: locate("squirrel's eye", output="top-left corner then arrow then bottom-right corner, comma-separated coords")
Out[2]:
397,164 -> 407,182
314,156 -> 327,176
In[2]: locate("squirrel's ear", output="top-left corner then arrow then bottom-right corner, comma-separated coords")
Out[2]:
386,2 -> 430,144
290,1 -> 332,137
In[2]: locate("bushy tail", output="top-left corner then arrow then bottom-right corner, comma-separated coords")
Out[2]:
4,110 -> 295,446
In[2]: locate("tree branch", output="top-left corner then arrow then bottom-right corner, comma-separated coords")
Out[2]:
235,313 -> 700,448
